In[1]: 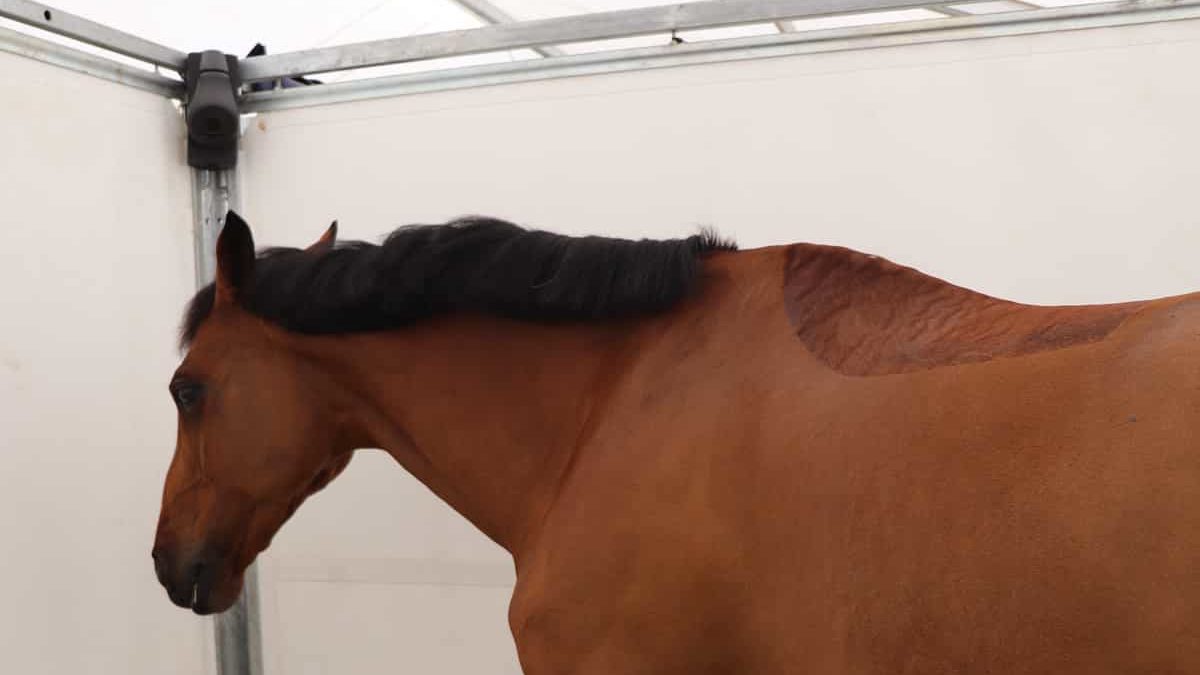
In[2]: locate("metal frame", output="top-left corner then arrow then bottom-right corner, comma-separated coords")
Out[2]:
240,0 -> 994,82
7,0 -> 1199,107
0,0 -> 183,69
0,21 -> 181,95
5,3 -> 1200,675
191,167 -> 265,675
449,0 -> 565,56
241,0 -> 1200,112
190,170 -> 239,287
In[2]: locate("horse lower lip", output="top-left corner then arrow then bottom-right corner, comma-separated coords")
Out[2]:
190,585 -> 222,615
166,582 -> 195,609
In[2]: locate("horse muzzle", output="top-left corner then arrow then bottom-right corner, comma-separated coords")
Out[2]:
151,545 -> 237,615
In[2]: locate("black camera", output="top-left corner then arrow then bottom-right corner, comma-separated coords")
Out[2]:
184,51 -> 240,170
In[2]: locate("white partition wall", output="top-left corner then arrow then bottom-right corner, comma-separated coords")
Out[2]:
238,14 -> 1200,675
0,49 -> 207,674
242,16 -> 1200,305
4,2 -> 1200,674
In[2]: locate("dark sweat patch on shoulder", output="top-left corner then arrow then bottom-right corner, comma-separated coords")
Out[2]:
783,245 -> 1142,376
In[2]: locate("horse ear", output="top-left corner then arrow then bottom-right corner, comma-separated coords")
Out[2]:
306,220 -> 337,253
214,211 -> 255,306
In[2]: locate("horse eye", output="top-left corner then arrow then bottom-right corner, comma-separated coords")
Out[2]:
170,381 -> 204,411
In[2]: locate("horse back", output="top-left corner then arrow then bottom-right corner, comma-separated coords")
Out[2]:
512,245 -> 1200,674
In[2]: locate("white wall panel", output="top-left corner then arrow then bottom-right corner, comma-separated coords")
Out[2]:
0,50 -> 205,674
240,16 -> 1200,674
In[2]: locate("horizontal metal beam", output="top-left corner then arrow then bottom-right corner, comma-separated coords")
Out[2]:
0,0 -> 186,71
0,22 -> 183,96
241,0 -> 1200,113
449,0 -> 565,57
930,5 -> 973,17
241,0 -> 989,82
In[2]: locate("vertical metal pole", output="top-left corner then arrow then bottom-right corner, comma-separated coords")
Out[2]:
190,166 -> 264,675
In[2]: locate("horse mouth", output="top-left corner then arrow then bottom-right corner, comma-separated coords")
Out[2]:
169,575 -> 234,615
165,585 -> 192,609
190,591 -> 220,616
164,575 -> 211,614
188,570 -> 240,615
154,547 -> 237,615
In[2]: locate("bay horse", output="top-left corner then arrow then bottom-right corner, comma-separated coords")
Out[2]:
153,211 -> 1199,673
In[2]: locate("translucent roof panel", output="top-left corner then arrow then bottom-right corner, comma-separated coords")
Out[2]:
29,0 -> 483,57
787,8 -> 947,32
678,22 -> 783,43
490,0 -> 686,21
946,1 -> 1037,15
477,0 -> 1097,24
1,0 -> 1120,82
1032,0 -> 1110,6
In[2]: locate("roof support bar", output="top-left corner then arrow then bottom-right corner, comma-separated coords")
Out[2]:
931,5 -> 973,16
0,22 -> 181,95
241,0 -> 1200,112
449,0 -> 565,56
0,0 -> 185,70
240,0 -> 991,82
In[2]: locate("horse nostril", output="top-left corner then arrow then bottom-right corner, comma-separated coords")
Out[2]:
152,547 -> 170,581
189,559 -> 207,583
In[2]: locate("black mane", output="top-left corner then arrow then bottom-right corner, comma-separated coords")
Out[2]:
182,216 -> 735,345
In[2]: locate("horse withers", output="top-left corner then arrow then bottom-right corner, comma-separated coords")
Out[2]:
153,211 -> 1199,673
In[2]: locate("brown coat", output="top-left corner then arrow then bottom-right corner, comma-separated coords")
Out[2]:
155,217 -> 1199,673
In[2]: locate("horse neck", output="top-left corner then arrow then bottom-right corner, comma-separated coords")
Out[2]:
299,315 -> 636,556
